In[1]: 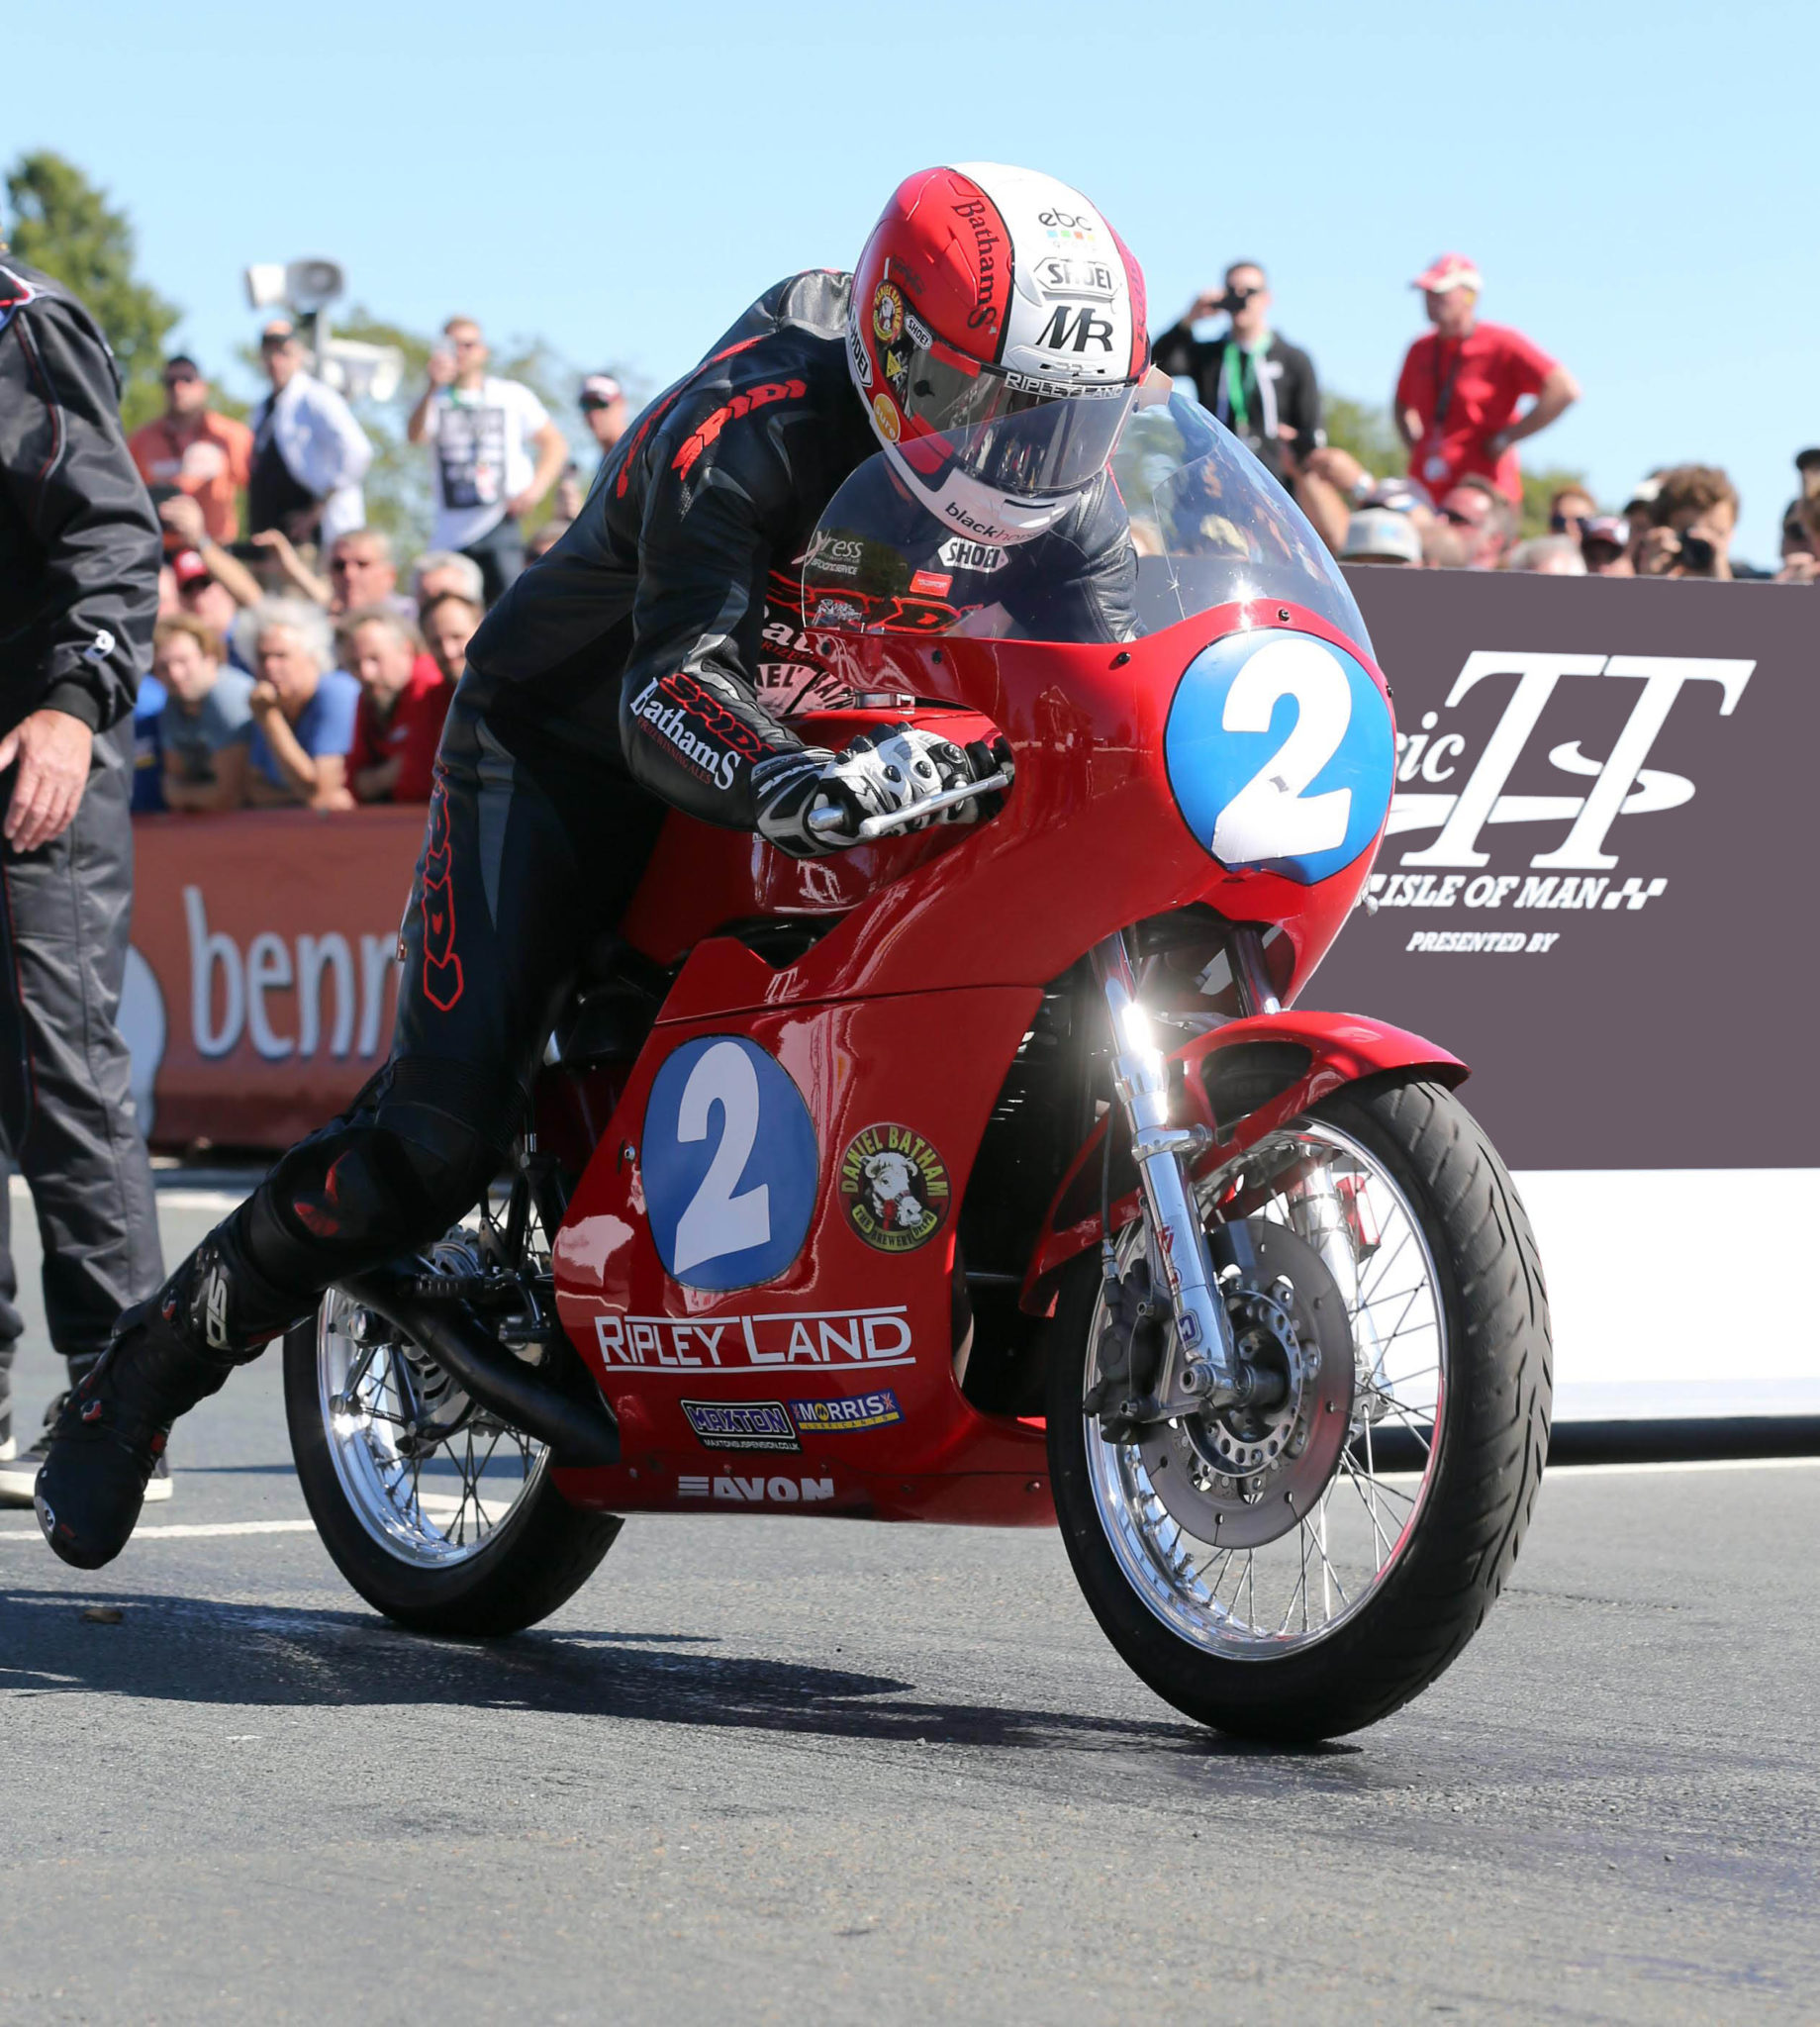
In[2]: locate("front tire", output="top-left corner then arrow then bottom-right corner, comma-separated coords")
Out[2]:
284,1287 -> 622,1637
1048,1077 -> 1550,1741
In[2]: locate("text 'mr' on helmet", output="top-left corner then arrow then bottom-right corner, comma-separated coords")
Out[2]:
847,163 -> 1148,548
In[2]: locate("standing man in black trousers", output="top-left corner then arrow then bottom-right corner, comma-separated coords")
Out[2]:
0,253 -> 166,1505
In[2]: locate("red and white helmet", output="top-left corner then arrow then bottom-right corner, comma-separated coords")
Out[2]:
848,163 -> 1147,547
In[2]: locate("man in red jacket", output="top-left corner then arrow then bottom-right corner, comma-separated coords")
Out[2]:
1395,253 -> 1579,507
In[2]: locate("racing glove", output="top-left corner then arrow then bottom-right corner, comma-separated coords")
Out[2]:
754,723 -> 989,859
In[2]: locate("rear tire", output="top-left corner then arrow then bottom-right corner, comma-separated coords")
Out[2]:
284,1300 -> 623,1638
1047,1077 -> 1550,1740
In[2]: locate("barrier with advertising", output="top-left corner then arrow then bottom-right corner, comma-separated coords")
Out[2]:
126,808 -> 422,1149
1321,568 -> 1818,1420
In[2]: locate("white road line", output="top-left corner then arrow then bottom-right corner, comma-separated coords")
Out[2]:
1548,1455 -> 1820,1479
0,1518 -> 317,1544
3,1456 -> 1815,1545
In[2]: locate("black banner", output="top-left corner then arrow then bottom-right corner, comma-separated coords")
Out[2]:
1310,569 -> 1819,1169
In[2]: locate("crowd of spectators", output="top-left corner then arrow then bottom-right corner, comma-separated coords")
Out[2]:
128,315 -> 633,816
1156,248 -> 1819,586
126,254 -> 1817,819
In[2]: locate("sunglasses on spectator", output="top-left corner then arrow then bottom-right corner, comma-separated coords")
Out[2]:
1548,511 -> 1588,532
1440,505 -> 1483,527
331,554 -> 380,573
163,370 -> 200,387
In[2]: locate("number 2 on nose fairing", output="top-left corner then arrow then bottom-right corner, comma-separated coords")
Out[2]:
1164,630 -> 1395,884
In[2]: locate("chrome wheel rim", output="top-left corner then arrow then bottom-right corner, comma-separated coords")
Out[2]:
316,1282 -> 547,1569
1084,1119 -> 1446,1659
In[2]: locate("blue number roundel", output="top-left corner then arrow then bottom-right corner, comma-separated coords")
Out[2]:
642,1036 -> 818,1292
1164,629 -> 1394,886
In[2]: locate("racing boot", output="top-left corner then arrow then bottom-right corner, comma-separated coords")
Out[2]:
35,1224 -> 301,1570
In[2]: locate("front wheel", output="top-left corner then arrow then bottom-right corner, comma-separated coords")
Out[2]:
284,1280 -> 623,1637
1048,1077 -> 1550,1741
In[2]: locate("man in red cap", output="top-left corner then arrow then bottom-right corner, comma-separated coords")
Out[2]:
1394,253 -> 1579,507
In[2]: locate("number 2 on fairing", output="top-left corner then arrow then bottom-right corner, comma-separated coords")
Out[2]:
1164,629 -> 1393,885
672,1042 -> 768,1275
1209,637 -> 1353,863
641,1034 -> 819,1292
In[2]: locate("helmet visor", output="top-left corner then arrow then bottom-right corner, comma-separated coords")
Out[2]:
888,329 -> 1138,497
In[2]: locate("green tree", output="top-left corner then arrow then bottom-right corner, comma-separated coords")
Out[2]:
2,149 -> 179,430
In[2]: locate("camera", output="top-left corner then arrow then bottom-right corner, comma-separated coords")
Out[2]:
1220,286 -> 1257,316
1676,531 -> 1717,575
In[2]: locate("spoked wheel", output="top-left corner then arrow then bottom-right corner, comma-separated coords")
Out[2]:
1048,1077 -> 1551,1741
284,1227 -> 623,1637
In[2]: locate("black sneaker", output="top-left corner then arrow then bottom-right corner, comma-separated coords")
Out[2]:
0,1397 -> 58,1507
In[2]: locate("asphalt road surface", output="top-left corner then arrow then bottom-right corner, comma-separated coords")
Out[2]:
2,1183 -> 1817,2024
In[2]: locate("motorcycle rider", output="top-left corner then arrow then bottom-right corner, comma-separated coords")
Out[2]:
37,162 -> 1150,1570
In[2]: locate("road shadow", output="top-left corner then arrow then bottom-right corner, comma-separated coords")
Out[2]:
0,1586 -> 1357,1764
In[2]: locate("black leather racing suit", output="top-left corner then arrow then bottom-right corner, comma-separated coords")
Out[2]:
0,259 -> 164,1419
195,269 -> 1136,1351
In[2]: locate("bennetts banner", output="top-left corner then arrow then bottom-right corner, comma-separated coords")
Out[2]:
1315,568 -> 1819,1169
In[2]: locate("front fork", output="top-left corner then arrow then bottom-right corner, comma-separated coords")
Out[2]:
1092,929 -> 1245,1416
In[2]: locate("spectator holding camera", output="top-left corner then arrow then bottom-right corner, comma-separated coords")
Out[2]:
407,317 -> 567,607
1635,464 -> 1738,581
1396,254 -> 1579,507
243,598 -> 359,810
342,608 -> 451,806
128,356 -> 252,544
153,616 -> 252,813
1152,262 -> 1322,485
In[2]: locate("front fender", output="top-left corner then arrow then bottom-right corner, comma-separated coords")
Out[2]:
1020,1011 -> 1467,1313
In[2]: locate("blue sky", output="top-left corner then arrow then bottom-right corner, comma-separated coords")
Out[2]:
11,0 -> 1817,561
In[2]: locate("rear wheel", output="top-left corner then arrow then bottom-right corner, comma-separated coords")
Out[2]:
1047,1077 -> 1550,1741
284,1252 -> 622,1637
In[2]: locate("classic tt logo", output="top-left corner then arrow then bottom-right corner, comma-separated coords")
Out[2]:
1386,652 -> 1754,872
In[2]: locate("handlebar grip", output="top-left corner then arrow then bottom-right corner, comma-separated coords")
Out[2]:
806,770 -> 1013,842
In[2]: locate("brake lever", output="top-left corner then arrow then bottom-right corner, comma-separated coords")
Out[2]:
805,769 -> 1013,843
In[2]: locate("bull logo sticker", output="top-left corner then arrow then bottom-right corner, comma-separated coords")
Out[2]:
838,1123 -> 950,1254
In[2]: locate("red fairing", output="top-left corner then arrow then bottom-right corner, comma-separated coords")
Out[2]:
619,604 -> 1387,1016
550,988 -> 1055,1525
1022,1010 -> 1469,1308
552,594 -> 1402,1526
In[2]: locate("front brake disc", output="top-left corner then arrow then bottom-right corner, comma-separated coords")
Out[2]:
1133,1220 -> 1354,1550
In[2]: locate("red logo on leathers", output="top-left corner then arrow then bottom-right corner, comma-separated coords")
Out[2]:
672,380 -> 808,478
421,783 -> 463,1012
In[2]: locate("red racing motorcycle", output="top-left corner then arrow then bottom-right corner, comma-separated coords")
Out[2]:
283,387 -> 1551,1742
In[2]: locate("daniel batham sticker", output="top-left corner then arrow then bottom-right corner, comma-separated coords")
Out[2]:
643,1036 -> 818,1292
838,1124 -> 950,1253
1164,630 -> 1394,887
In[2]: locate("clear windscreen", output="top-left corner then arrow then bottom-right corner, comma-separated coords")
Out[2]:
801,384 -> 1372,653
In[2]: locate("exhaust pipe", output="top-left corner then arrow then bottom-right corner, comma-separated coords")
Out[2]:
343,1265 -> 620,1469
